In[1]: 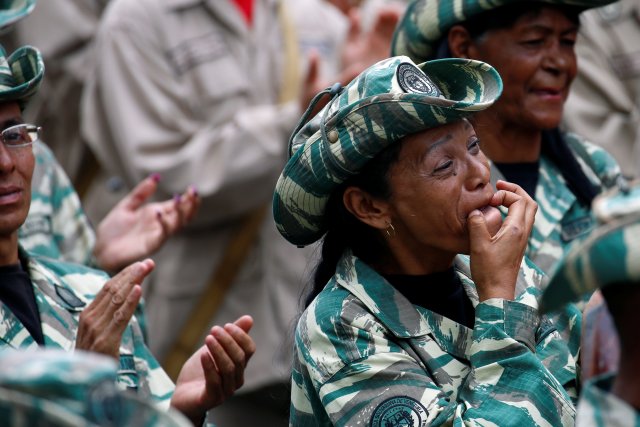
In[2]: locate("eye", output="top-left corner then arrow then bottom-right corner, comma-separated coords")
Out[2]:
3,128 -> 25,146
434,159 -> 453,173
561,37 -> 576,47
521,38 -> 544,47
467,138 -> 480,154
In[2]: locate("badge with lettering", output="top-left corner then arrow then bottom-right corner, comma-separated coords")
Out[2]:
397,63 -> 440,97
371,396 -> 428,427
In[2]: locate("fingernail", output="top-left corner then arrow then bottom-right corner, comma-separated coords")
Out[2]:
173,193 -> 181,203
468,209 -> 482,218
189,184 -> 198,197
155,209 -> 162,219
149,173 -> 161,182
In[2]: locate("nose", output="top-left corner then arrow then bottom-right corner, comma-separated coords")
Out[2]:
465,152 -> 490,191
541,40 -> 574,76
0,144 -> 16,174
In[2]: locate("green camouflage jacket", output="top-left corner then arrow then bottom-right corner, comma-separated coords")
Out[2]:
1,248 -> 174,410
290,251 -> 578,426
0,349 -> 189,426
19,142 -> 96,265
576,374 -> 640,426
493,132 -> 621,275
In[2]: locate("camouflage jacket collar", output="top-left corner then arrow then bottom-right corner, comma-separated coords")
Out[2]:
333,251 -> 482,358
0,247 -> 87,350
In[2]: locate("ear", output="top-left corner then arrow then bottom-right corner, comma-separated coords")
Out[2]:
447,25 -> 476,59
342,186 -> 390,231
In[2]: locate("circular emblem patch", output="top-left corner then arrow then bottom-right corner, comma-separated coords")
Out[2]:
370,396 -> 428,427
397,63 -> 439,96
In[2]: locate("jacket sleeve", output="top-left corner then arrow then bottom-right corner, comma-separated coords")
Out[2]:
22,142 -> 96,265
293,299 -> 576,426
82,8 -> 300,228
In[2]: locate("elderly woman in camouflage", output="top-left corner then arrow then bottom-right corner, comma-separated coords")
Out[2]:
0,43 -> 255,426
274,56 -> 579,426
392,0 -> 624,372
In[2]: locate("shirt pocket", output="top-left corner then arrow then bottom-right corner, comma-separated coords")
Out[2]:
167,32 -> 250,105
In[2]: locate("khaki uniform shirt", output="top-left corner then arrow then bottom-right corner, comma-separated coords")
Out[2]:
81,0 -> 311,391
564,0 -> 640,178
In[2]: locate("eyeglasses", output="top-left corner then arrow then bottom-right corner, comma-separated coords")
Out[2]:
0,124 -> 41,149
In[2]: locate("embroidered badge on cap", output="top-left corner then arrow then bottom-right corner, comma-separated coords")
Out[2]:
397,63 -> 440,96
370,396 -> 428,427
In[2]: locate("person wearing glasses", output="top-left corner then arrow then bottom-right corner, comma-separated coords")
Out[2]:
0,43 -> 255,426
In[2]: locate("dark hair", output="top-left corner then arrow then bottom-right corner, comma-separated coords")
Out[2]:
302,141 -> 403,308
434,3 -> 581,60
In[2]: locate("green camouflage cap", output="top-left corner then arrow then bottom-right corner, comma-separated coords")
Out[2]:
0,43 -> 44,109
0,349 -> 190,426
391,0 -> 618,63
273,55 -> 502,246
541,180 -> 640,313
0,0 -> 35,29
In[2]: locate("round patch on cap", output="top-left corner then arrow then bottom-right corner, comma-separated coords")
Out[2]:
370,396 -> 428,427
397,63 -> 440,96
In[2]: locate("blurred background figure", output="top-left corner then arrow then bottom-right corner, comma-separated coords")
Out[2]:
542,180 -> 640,424
80,0 -> 398,424
564,0 -> 640,179
0,0 -> 107,185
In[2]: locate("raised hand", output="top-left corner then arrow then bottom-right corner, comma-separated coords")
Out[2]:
171,315 -> 256,425
93,174 -> 200,273
76,259 -> 155,359
468,180 -> 537,301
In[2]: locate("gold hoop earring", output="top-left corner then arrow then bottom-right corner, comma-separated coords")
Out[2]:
385,221 -> 396,238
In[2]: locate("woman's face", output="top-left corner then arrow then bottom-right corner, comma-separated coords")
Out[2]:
467,7 -> 578,130
385,120 -> 502,258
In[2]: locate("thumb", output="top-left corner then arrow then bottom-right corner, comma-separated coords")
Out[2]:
305,50 -> 321,88
345,8 -> 362,43
371,7 -> 400,38
233,315 -> 254,333
467,210 -> 491,251
122,174 -> 160,210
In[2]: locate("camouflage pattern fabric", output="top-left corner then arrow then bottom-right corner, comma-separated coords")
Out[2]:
541,202 -> 640,312
502,133 -> 621,275
391,0 -> 618,63
0,349 -> 190,426
290,251 -> 579,426
20,141 -> 96,266
2,247 -> 175,410
488,133 -> 621,358
0,0 -> 35,30
273,55 -> 502,247
575,374 -> 640,427
0,42 -> 43,108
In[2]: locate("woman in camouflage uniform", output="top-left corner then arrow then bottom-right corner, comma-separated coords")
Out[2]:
392,0 -> 624,368
274,56 -> 579,426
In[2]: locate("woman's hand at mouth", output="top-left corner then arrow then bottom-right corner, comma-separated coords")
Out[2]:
467,180 -> 538,302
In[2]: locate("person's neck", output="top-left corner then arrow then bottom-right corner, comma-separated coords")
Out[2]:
378,242 -> 456,276
0,234 -> 19,266
612,349 -> 640,410
472,113 -> 542,163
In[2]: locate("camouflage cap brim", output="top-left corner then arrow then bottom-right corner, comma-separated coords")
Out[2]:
0,0 -> 35,29
0,44 -> 44,108
391,0 -> 619,63
273,56 -> 502,246
541,213 -> 640,313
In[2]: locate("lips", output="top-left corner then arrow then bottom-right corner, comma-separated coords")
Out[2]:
0,186 -> 23,205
